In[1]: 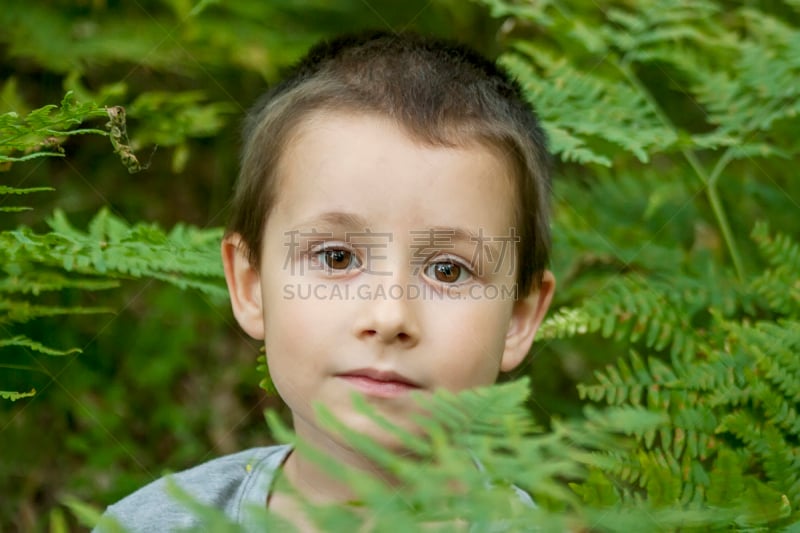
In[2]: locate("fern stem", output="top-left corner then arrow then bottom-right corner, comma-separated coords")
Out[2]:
708,147 -> 736,187
714,193 -> 747,270
616,61 -> 746,282
683,150 -> 746,281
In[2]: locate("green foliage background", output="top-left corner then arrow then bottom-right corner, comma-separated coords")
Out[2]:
1,0 -> 799,531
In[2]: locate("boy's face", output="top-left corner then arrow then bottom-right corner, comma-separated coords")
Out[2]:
224,111 -> 554,455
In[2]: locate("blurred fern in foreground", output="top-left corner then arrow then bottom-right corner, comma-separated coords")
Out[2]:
93,379 -> 786,531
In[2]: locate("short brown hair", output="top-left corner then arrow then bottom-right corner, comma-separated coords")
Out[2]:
227,30 -> 551,297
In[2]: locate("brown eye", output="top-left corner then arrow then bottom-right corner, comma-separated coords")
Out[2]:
322,249 -> 356,270
426,261 -> 466,283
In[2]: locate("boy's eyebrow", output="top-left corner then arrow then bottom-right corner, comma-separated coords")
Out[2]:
427,226 -> 504,257
292,211 -> 370,232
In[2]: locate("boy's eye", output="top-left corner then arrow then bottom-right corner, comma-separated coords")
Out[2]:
425,261 -> 470,284
317,248 -> 360,271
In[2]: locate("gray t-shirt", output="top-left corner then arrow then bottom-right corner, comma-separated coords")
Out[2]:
94,444 -> 292,532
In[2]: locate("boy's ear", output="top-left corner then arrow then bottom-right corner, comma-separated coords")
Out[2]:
221,234 -> 265,340
500,270 -> 556,372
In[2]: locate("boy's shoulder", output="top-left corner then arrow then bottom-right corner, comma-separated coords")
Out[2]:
94,444 -> 292,532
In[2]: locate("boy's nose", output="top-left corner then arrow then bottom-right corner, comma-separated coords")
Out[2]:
353,280 -> 420,347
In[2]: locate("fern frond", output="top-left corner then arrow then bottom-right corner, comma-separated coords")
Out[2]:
752,222 -> 800,272
0,271 -> 119,295
0,185 -> 55,212
718,409 -> 800,504
0,335 -> 81,356
604,0 -> 728,58
750,223 -> 800,317
706,448 -> 747,507
747,321 -> 800,403
692,10 -> 800,145
3,208 -> 226,297
0,91 -> 106,162
0,388 -> 36,401
751,264 -> 800,317
681,347 -> 744,395
126,90 -> 236,147
500,46 -> 677,165
757,385 -> 800,439
636,449 -> 684,504
415,378 -> 537,439
479,0 -> 554,27
0,185 -> 54,195
579,404 -> 670,448
540,277 -> 698,360
578,351 -> 652,407
0,299 -> 112,325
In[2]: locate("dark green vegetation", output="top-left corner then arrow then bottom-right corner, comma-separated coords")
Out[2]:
2,1 -> 799,531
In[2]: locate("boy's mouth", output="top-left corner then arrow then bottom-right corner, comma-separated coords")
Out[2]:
336,368 -> 421,398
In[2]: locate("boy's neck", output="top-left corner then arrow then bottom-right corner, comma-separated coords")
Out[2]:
283,449 -> 351,504
281,442 -> 400,505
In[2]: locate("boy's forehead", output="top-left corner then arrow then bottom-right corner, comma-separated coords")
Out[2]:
281,108 -> 513,172
270,111 -> 517,233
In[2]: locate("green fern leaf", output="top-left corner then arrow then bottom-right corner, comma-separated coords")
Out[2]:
3,208 -> 226,297
0,91 -> 106,162
541,278 -> 699,361
500,46 -> 677,165
0,185 -> 54,195
0,299 -> 112,325
0,271 -> 119,295
0,388 -> 36,401
0,335 -> 80,356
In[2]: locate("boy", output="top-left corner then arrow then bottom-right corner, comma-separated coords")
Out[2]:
96,30 -> 555,532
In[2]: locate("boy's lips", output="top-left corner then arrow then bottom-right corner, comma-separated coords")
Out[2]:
336,368 -> 421,398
